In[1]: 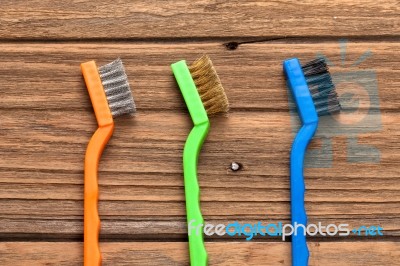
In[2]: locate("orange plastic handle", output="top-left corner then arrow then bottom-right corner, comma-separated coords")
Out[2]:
81,61 -> 114,266
84,124 -> 114,266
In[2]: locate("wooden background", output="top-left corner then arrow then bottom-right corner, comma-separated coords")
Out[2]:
0,1 -> 399,265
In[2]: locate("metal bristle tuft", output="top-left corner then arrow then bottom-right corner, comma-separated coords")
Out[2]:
302,58 -> 341,116
188,55 -> 229,115
98,58 -> 136,117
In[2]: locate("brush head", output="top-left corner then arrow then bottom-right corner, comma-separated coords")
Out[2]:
98,58 -> 136,117
302,58 -> 341,116
188,55 -> 229,115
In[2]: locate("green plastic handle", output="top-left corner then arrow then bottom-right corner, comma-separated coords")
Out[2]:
171,60 -> 210,266
184,122 -> 209,266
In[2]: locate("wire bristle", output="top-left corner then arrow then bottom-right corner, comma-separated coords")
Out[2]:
188,55 -> 229,115
302,58 -> 341,116
98,58 -> 136,118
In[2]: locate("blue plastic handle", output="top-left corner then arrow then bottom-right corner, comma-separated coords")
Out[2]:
290,123 -> 317,266
283,58 -> 319,266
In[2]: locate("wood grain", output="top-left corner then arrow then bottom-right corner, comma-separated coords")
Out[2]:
0,1 -> 399,39
1,242 -> 399,266
0,42 -> 398,111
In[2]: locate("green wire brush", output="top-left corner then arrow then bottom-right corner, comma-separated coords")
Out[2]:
171,55 -> 229,266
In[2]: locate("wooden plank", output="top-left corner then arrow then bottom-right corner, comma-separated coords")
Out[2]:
0,242 -> 399,265
0,110 -> 398,179
0,1 -> 398,39
1,182 -> 399,202
0,42 -> 398,111
1,199 -> 398,218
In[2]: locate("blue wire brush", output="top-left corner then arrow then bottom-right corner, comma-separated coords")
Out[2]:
283,58 -> 341,266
